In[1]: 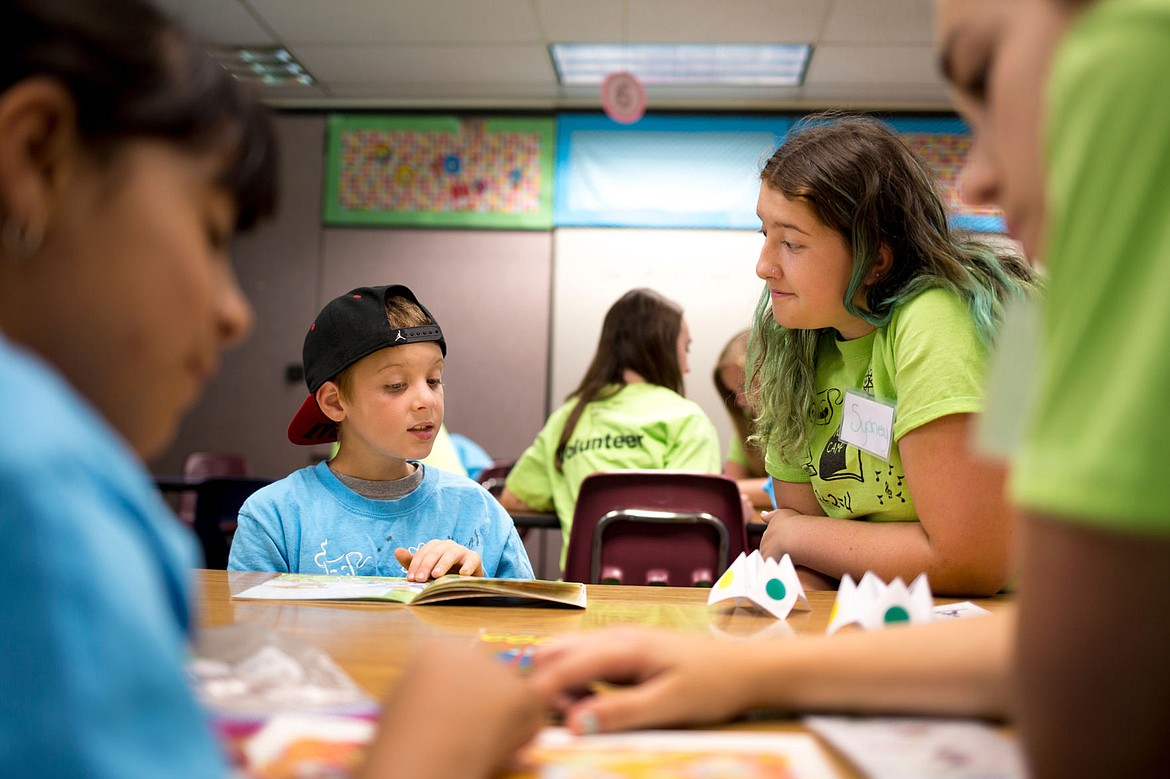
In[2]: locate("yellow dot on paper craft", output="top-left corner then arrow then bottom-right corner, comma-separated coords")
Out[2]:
828,602 -> 839,624
716,570 -> 734,589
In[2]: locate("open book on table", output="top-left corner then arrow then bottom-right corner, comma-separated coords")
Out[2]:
233,573 -> 587,609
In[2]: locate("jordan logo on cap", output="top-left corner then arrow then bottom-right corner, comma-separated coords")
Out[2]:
395,330 -> 407,342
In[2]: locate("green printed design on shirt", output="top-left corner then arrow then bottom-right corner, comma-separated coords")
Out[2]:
562,433 -> 646,462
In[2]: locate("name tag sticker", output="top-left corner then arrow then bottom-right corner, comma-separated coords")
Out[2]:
840,390 -> 896,461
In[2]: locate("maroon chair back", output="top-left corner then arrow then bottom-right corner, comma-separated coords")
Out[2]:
193,476 -> 272,569
563,471 -> 748,587
177,452 -> 249,524
475,459 -> 516,498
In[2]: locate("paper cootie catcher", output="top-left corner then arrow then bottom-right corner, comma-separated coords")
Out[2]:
825,571 -> 934,635
707,551 -> 810,620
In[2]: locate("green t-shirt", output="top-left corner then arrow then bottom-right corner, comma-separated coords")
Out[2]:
766,288 -> 987,522
1011,0 -> 1170,535
505,382 -> 722,567
727,433 -> 750,469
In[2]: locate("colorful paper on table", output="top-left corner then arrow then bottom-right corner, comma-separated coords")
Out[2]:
504,727 -> 838,778
804,716 -> 1026,779
241,713 -> 375,779
707,551 -> 810,619
826,572 -> 933,635
233,573 -> 587,608
477,630 -> 552,672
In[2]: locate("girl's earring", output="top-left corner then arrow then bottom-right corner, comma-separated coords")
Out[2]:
2,214 -> 45,262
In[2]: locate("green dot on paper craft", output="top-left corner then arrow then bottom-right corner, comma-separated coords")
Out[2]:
884,605 -> 910,623
717,570 -> 734,589
765,578 -> 787,601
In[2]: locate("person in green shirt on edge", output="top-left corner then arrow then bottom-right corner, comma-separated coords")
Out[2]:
501,288 -> 722,571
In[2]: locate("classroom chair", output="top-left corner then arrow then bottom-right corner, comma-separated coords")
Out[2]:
192,476 -> 272,569
475,459 -> 516,498
177,451 -> 250,525
477,458 -> 527,541
563,470 -> 748,587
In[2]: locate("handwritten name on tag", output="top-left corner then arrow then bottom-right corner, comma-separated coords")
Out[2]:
840,390 -> 895,461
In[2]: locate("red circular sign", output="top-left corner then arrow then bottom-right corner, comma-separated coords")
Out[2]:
600,71 -> 647,124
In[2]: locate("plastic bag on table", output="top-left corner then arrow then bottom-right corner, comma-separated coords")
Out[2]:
189,623 -> 378,778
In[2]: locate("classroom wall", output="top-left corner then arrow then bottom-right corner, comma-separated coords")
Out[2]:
154,115 -> 327,479
550,228 -> 766,454
154,114 -> 554,479
156,112 -> 993,480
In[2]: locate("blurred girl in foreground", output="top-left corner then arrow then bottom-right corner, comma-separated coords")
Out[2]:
0,2 -> 540,776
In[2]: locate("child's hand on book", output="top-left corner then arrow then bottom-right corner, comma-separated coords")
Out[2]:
394,541 -> 484,582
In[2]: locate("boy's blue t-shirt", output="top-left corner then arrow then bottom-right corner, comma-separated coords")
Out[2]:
0,336 -> 225,778
229,461 -> 534,579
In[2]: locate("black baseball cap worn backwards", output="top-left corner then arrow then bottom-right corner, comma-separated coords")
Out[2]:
287,284 -> 446,445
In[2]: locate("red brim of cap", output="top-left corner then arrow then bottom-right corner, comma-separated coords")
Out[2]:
287,394 -> 339,445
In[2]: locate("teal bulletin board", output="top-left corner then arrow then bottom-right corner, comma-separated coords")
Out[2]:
324,115 -> 556,229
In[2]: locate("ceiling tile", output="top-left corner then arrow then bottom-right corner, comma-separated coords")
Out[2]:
325,81 -> 561,103
822,0 -> 936,43
292,44 -> 557,85
535,0 -> 626,42
626,0 -> 831,43
804,44 -> 943,86
249,0 -> 543,44
799,83 -> 951,108
159,0 -> 959,112
156,0 -> 275,45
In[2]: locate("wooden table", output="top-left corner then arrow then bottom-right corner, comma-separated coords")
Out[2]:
198,569 -> 839,696
195,570 -> 1014,777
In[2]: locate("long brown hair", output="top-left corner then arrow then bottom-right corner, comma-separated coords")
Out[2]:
748,114 -> 1038,462
555,288 -> 685,470
713,329 -> 766,477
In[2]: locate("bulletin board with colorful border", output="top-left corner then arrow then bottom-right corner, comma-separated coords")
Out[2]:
323,115 -> 556,229
884,116 -> 1005,233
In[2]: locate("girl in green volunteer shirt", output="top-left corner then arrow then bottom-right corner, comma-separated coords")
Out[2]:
751,115 -> 1038,596
501,288 -> 722,570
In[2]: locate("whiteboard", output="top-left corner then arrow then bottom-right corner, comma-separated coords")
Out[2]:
550,227 -> 767,461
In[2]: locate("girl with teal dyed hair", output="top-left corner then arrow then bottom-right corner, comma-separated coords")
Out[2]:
749,114 -> 1037,596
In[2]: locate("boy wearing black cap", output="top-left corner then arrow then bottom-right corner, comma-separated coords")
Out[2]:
228,285 -> 534,581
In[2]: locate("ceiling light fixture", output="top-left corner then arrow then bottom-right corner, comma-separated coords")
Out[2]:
209,46 -> 316,88
551,43 -> 811,87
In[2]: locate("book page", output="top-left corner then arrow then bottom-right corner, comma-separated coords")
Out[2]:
805,716 -> 1026,779
233,574 -> 587,608
505,728 -> 838,778
233,574 -> 424,602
